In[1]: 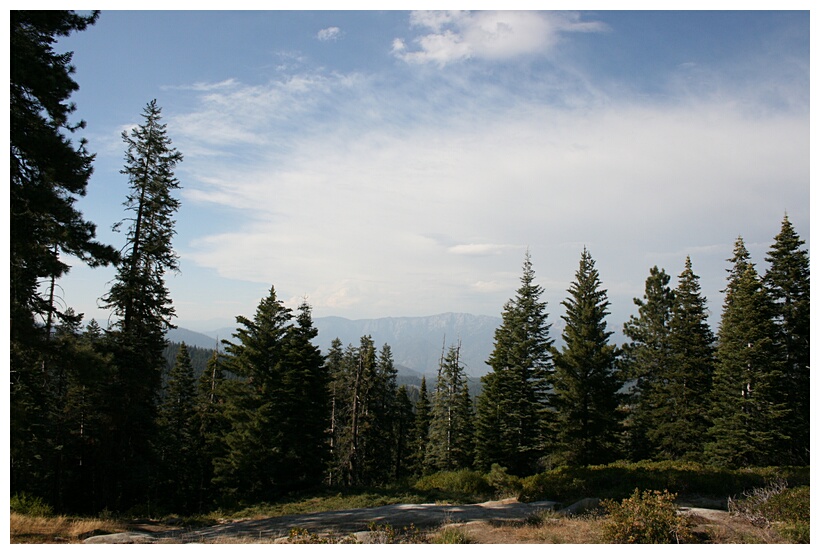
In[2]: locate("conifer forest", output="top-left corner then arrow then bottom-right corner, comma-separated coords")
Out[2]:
10,11 -> 810,516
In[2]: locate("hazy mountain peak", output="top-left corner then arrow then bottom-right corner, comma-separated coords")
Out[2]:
168,312 -> 501,376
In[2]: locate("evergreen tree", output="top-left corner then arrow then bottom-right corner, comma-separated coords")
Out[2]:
325,336 -> 407,486
662,257 -> 715,460
621,266 -> 675,461
705,238 -> 789,467
194,349 -> 229,511
392,385 -> 416,480
156,343 -> 199,513
474,251 -> 553,475
425,343 -> 474,471
453,378 -> 476,468
326,338 -> 347,486
344,337 -> 378,486
283,301 -> 330,487
407,376 -> 432,476
215,288 -> 329,500
763,215 -> 810,464
99,99 -> 183,509
550,247 -> 623,466
57,320 -> 116,513
361,344 -> 400,483
10,10 -> 118,503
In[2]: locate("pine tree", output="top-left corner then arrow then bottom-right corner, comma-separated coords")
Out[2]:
426,343 -> 474,471
474,251 -> 552,475
194,349 -> 229,510
10,10 -> 118,503
99,99 -> 183,509
215,288 -> 329,500
345,336 -> 378,486
392,385 -> 416,480
705,238 -> 789,467
550,247 -> 623,466
621,266 -> 675,461
361,344 -> 400,483
407,376 -> 432,476
57,320 -> 116,513
326,338 -> 347,486
283,301 -> 330,487
763,215 -> 810,464
156,343 -> 199,513
662,257 -> 715,460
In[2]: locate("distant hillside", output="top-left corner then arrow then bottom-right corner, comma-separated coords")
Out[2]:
172,312 -> 502,377
310,313 -> 501,377
166,327 -> 220,351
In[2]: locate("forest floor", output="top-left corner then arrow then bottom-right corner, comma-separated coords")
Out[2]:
49,495 -> 789,544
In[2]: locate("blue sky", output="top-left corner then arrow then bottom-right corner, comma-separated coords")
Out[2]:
46,7 -> 810,333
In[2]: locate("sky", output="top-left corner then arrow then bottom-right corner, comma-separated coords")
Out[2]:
40,6 -> 810,334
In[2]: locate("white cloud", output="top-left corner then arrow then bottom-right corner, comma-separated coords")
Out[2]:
394,11 -> 606,66
449,244 -> 521,256
179,82 -> 806,318
317,26 -> 341,42
167,21 -> 807,321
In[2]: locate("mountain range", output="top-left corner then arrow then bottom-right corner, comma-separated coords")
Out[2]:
167,312 -> 502,377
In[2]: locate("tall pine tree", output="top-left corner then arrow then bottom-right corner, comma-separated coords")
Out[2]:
407,376 -> 432,476
391,385 -> 416,480
99,99 -> 183,509
663,257 -> 715,461
763,215 -> 810,464
156,343 -> 199,513
550,247 -> 623,466
705,238 -> 789,467
10,10 -> 118,504
474,251 -> 552,475
621,266 -> 675,461
425,343 -> 474,471
194,348 -> 229,511
215,288 -> 329,500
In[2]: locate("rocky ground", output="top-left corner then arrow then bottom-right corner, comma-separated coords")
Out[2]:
80,497 -> 737,544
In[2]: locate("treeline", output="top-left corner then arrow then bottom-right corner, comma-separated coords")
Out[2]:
10,11 -> 809,516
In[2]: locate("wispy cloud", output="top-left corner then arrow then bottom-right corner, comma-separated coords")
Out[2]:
393,11 -> 606,66
317,26 -> 341,42
164,13 -> 806,320
176,74 -> 806,317
449,244 -> 521,256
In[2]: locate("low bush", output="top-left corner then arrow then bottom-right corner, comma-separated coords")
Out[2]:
10,492 -> 53,517
729,482 -> 810,543
486,464 -> 522,498
413,469 -> 492,498
518,461 -> 809,505
601,489 -> 694,544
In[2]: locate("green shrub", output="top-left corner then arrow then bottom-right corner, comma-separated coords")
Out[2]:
10,492 -> 53,517
518,461 -> 810,505
601,489 -> 694,544
779,521 -> 810,544
757,486 -> 810,523
519,468 -> 590,503
486,464 -> 522,498
413,469 -> 492,497
729,482 -> 810,543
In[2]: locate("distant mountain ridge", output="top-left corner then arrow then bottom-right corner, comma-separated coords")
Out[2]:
167,312 -> 501,377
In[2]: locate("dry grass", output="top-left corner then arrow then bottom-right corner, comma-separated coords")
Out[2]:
10,512 -> 127,543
